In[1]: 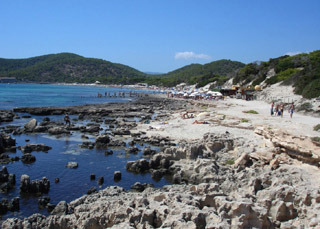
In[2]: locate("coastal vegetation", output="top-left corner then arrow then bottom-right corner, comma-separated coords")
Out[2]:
145,59 -> 244,87
0,50 -> 319,98
243,110 -> 259,114
0,53 -> 147,84
314,124 -> 320,132
233,50 -> 320,98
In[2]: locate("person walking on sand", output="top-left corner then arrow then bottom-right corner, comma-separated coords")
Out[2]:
271,102 -> 274,116
289,102 -> 295,118
64,113 -> 71,127
280,104 -> 284,118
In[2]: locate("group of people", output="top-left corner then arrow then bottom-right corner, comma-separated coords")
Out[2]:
271,102 -> 295,118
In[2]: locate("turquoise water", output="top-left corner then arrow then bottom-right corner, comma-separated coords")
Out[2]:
0,83 -> 152,109
0,83 -> 169,220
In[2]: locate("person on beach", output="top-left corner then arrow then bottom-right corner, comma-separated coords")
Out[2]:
64,113 -> 71,127
280,104 -> 284,118
274,104 -> 279,116
289,103 -> 295,118
271,102 -> 274,116
182,112 -> 194,119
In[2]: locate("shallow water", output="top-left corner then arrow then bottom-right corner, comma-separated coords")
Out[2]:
0,84 -> 169,220
0,83 -> 154,109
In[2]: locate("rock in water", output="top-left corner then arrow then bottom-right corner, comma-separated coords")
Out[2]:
66,162 -> 78,169
24,119 -> 37,132
114,171 -> 121,181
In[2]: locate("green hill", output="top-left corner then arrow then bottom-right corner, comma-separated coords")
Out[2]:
145,59 -> 245,87
233,50 -> 320,98
0,53 -> 147,84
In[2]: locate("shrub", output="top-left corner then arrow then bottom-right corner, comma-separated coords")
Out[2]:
311,137 -> 320,143
243,110 -> 259,114
241,119 -> 249,123
297,102 -> 313,112
225,159 -> 235,165
314,124 -> 320,131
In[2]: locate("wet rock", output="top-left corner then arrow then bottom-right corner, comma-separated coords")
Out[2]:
98,177 -> 104,185
48,127 -> 70,135
108,139 -> 126,147
0,110 -> 15,122
43,117 -> 50,122
113,128 -> 131,135
90,174 -> 96,180
131,182 -> 154,192
21,144 -> 52,153
51,201 -> 68,216
95,135 -> 110,149
105,150 -> 113,156
24,119 -> 37,132
20,175 -> 50,194
126,146 -> 139,154
87,187 -> 97,195
143,147 -> 157,156
47,203 -> 56,212
80,141 -> 95,149
81,134 -> 89,139
38,196 -> 50,208
21,153 -> 36,164
33,126 -> 48,133
114,171 -> 121,181
151,169 -> 165,180
66,162 -> 78,169
0,133 -> 16,153
172,173 -> 182,184
0,197 -> 19,214
84,125 -> 100,133
126,159 -> 150,173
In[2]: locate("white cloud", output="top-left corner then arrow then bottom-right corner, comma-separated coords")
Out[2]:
285,51 -> 302,56
175,51 -> 211,60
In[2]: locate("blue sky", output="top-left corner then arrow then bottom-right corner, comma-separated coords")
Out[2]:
0,0 -> 319,73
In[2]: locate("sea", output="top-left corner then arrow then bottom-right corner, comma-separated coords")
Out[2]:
0,83 -> 169,220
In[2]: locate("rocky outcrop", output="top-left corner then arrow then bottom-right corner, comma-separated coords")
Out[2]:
255,127 -> 320,166
0,166 -> 16,193
21,153 -> 36,164
0,110 -> 15,123
0,133 -> 16,153
20,175 -> 50,194
20,144 -> 52,153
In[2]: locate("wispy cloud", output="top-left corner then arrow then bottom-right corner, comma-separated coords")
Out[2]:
285,51 -> 302,56
175,51 -> 211,60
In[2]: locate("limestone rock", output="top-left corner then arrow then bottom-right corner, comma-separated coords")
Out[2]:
24,119 -> 37,132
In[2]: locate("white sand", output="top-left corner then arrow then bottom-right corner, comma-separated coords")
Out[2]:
140,83 -> 319,142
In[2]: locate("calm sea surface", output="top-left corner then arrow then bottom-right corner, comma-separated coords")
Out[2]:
0,84 -> 169,220
0,83 -> 154,109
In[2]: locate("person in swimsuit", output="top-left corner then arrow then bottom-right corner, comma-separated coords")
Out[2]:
289,103 -> 294,118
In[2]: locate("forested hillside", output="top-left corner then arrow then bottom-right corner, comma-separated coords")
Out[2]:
0,53 -> 147,84
233,50 -> 320,98
145,59 -> 245,87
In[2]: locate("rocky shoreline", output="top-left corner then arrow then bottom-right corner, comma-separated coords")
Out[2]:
1,95 -> 320,228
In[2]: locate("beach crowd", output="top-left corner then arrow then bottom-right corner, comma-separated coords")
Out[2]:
271,102 -> 295,118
